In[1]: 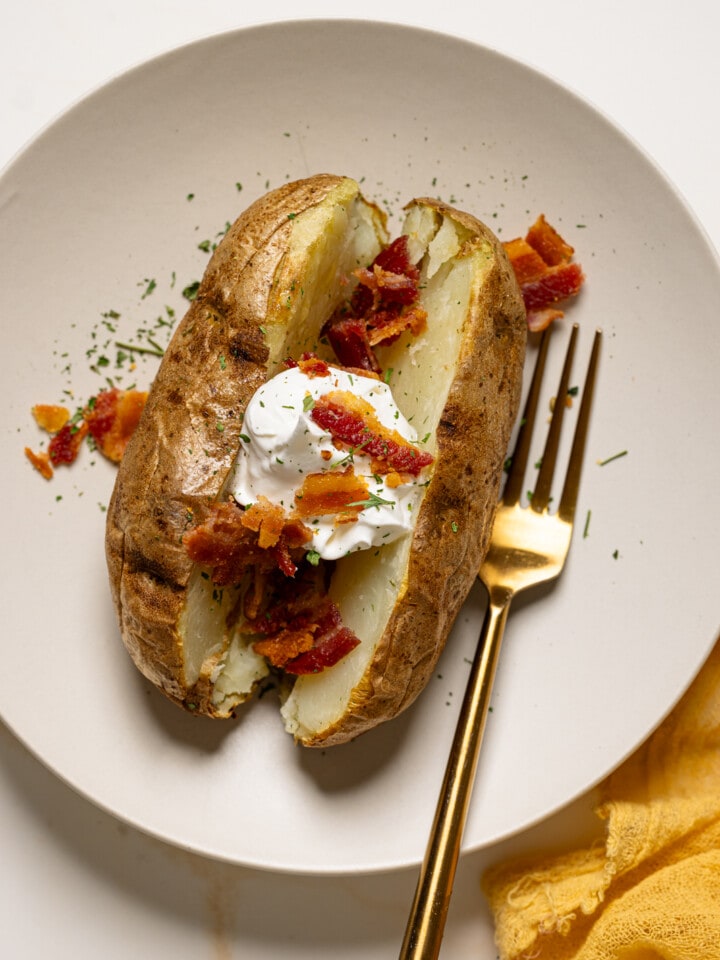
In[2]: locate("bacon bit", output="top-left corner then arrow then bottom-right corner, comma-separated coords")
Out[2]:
334,510 -> 361,525
505,215 -> 585,331
502,238 -> 549,286
355,236 -> 420,304
187,515 -> 362,676
526,214 -> 575,266
549,393 -> 574,412
241,496 -> 288,549
311,390 -> 433,476
323,235 -> 424,370
323,314 -> 381,373
366,304 -> 428,347
384,470 -> 412,489
27,388 -> 146,479
26,405 -> 89,477
294,468 -> 369,519
355,262 -> 419,307
32,404 -> 71,434
248,594 -> 360,675
521,262 -> 585,313
246,564 -> 327,635
527,307 -> 565,333
84,388 -> 148,463
297,354 -> 331,378
49,419 -> 89,465
183,500 -> 312,583
285,621 -> 360,675
253,626 -> 316,668
24,447 -> 54,480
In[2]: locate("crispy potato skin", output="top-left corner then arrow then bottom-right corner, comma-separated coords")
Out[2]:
106,177 -> 526,738
106,175 -> 355,711
300,200 -> 526,746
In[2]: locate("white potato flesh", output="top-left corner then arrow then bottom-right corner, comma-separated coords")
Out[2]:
181,567 -> 236,685
182,187 -> 385,710
281,209 -> 495,740
180,198 -> 497,732
211,631 -> 269,712
267,190 -> 385,370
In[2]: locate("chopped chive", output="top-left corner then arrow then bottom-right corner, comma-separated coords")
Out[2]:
598,450 -> 628,466
114,340 -> 164,357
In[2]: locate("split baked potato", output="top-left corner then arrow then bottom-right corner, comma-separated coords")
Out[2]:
105,173 -> 526,746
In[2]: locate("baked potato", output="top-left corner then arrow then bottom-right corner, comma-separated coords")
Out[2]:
105,173 -> 526,747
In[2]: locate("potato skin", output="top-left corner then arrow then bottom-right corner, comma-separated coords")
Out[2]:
106,177 -> 526,737
298,200 -> 526,746
106,175 -> 359,712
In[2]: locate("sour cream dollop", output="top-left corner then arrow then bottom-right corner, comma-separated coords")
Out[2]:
227,365 -> 429,561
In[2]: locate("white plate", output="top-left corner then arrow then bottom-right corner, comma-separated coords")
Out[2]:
1,20 -> 718,875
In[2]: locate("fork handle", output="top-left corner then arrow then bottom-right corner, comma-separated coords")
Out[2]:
399,588 -> 513,959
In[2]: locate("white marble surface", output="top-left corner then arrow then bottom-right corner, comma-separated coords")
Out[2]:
2,2 -> 718,957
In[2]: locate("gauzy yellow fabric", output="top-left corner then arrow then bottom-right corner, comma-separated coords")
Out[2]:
482,637 -> 720,960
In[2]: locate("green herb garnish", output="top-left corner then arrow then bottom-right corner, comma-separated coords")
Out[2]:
598,450 -> 628,466
348,492 -> 395,510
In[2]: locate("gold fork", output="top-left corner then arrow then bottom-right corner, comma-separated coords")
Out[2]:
400,321 -> 602,959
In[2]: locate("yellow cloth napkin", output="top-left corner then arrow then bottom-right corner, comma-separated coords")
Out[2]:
482,636 -> 720,960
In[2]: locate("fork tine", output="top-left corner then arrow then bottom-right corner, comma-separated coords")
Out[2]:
502,324 -> 552,506
531,323 -> 579,512
557,328 -> 602,522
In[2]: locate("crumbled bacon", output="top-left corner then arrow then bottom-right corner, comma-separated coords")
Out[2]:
49,420 -> 89,465
294,467 -> 369,520
27,388 -> 147,479
26,404 -> 77,478
322,314 -> 382,373
32,404 -> 70,433
520,262 -> 585,312
84,387 -> 147,463
526,307 -> 565,333
384,469 -> 412,489
297,354 -> 331,378
503,237 -> 549,286
245,563 -> 328,634
246,582 -> 360,675
253,625 -> 316,667
283,604 -> 360,675
323,235 -> 424,371
24,447 -> 54,480
183,498 -> 312,583
366,304 -> 427,347
505,215 -> 585,331
526,215 -> 575,266
184,499 -> 362,675
240,496 -> 289,549
354,261 -> 420,307
310,390 -> 433,476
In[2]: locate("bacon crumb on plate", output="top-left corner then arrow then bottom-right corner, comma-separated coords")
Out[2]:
26,387 -> 147,479
505,215 -> 585,331
24,447 -> 54,480
31,404 -> 70,433
84,388 -> 147,463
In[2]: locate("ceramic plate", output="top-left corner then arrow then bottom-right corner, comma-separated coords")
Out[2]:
1,20 -> 718,874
